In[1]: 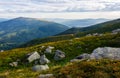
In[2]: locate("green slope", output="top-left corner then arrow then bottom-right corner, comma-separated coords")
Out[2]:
0,33 -> 120,78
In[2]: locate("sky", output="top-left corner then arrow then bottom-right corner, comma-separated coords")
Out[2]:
0,0 -> 120,19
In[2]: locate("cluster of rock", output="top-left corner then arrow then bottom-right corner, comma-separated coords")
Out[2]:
9,46 -> 65,72
86,33 -> 103,37
112,29 -> 120,34
71,47 -> 120,62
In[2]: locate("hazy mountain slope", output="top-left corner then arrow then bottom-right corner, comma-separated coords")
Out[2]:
59,18 -> 120,35
45,18 -> 109,27
0,18 -> 8,23
0,17 -> 69,50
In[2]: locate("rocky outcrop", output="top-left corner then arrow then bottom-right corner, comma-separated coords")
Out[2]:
90,47 -> 120,60
32,64 -> 49,72
39,54 -> 50,65
54,50 -> 65,61
27,52 -> 40,63
44,46 -> 54,53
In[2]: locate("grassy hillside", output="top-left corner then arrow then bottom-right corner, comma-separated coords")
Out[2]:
59,19 -> 120,36
0,17 -> 69,50
0,33 -> 120,78
20,34 -> 75,48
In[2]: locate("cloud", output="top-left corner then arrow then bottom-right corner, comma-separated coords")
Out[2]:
0,0 -> 120,13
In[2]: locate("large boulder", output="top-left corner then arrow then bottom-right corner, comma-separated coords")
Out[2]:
54,50 -> 65,61
90,47 -> 120,60
44,46 -> 54,53
27,51 -> 40,63
39,54 -> 50,65
32,64 -> 49,72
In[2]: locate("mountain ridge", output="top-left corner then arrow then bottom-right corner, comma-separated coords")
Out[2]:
0,17 -> 69,50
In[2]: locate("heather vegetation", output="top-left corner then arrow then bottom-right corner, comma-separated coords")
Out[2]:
0,33 -> 120,78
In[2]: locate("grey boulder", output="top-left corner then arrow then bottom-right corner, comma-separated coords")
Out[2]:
70,53 -> 90,62
9,62 -> 18,67
45,46 -> 54,53
90,47 -> 120,60
54,50 -> 65,61
39,54 -> 50,65
27,51 -> 40,63
32,64 -> 49,72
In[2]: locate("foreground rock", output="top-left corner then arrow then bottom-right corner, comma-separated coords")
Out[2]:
40,54 -> 50,65
45,46 -> 54,53
90,47 -> 120,60
32,64 -> 49,72
27,51 -> 40,63
38,74 -> 54,78
54,50 -> 65,61
71,47 -> 120,62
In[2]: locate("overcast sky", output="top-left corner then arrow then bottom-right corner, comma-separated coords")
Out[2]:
0,0 -> 120,19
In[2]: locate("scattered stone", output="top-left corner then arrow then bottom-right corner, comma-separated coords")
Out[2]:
86,34 -> 92,36
27,51 -> 40,63
93,33 -> 99,36
9,62 -> 18,67
38,74 -> 54,78
75,53 -> 90,59
32,64 -> 49,72
70,53 -> 90,62
0,50 -> 4,52
40,54 -> 50,65
112,29 -> 120,34
45,46 -> 54,53
90,47 -> 120,60
40,46 -> 45,49
54,50 -> 65,61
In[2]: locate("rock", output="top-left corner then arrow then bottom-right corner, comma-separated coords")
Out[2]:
45,46 -> 54,53
32,64 -> 49,72
86,34 -> 92,36
90,47 -> 120,60
40,54 -> 50,65
40,46 -> 45,49
112,29 -> 120,34
75,53 -> 90,59
27,51 -> 40,63
54,50 -> 65,61
70,53 -> 90,62
9,62 -> 18,67
38,74 -> 54,78
93,33 -> 99,36
0,50 -> 4,52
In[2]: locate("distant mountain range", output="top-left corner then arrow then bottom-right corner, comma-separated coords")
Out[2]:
20,18 -> 120,48
0,17 -> 69,50
59,18 -> 120,35
0,18 -> 8,23
45,18 -> 109,27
